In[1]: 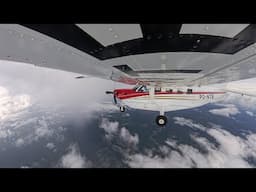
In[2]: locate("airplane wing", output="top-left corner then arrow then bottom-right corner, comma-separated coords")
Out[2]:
1,24 -> 256,86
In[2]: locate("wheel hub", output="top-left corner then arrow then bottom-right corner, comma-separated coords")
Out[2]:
155,115 -> 167,126
158,119 -> 165,125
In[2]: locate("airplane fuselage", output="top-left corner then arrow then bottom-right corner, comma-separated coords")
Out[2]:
114,86 -> 226,113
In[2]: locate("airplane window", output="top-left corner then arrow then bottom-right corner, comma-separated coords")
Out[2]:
138,85 -> 149,92
133,84 -> 141,91
187,89 -> 193,94
155,87 -> 161,92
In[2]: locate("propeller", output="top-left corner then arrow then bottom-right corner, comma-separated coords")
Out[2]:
105,91 -> 117,104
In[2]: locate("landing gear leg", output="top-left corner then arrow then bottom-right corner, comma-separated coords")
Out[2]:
155,108 -> 167,126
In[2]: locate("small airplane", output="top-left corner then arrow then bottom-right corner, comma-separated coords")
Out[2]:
0,24 -> 256,126
106,84 -> 226,126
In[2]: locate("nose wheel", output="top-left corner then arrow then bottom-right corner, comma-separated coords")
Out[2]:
120,106 -> 125,112
155,115 -> 167,126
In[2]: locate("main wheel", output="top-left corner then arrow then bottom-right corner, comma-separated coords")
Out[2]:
120,106 -> 125,112
155,115 -> 167,126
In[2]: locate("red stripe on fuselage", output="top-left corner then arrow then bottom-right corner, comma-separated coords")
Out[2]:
115,90 -> 226,100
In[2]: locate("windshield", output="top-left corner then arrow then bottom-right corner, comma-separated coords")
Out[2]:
137,85 -> 149,92
132,84 -> 141,91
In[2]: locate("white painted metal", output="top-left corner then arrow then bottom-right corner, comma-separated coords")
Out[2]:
180,24 -> 249,38
117,87 -> 226,112
103,52 -> 230,71
76,24 -> 143,46
149,86 -> 155,99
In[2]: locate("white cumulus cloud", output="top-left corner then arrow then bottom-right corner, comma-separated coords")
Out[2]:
209,104 -> 240,117
221,92 -> 256,111
173,117 -> 206,131
15,138 -> 25,147
120,127 -> 139,146
246,111 -> 254,117
126,117 -> 256,168
46,143 -> 55,151
34,118 -> 54,139
99,118 -> 139,146
0,86 -> 30,121
59,144 -> 92,168
99,118 -> 119,135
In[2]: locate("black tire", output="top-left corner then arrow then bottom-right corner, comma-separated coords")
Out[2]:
120,106 -> 125,112
155,115 -> 167,126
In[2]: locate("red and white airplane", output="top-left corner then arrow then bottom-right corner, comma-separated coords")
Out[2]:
0,24 -> 256,126
106,85 -> 226,125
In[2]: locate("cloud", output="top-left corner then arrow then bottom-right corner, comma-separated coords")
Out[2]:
0,86 -> 31,140
0,129 -> 12,139
34,118 -> 54,139
59,144 -> 92,168
246,111 -> 254,116
0,62 -> 122,147
120,127 -> 139,146
20,166 -> 30,168
173,117 -> 206,131
221,93 -> 256,111
0,85 -> 120,148
15,138 -> 25,147
99,118 -> 119,135
0,91 -> 67,147
0,59 -> 130,173
1,59 -> 256,168
0,60 -> 127,111
209,104 -> 240,117
99,118 -> 139,147
126,117 -> 256,168
0,86 -> 30,121
0,60 -> 126,144
46,143 -> 55,151
127,143 -> 203,168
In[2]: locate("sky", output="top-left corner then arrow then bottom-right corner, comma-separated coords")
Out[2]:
0,60 -> 128,109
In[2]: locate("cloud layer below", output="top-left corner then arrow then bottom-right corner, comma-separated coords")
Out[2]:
126,117 -> 256,168
0,86 -> 30,121
209,104 -> 240,117
59,144 -> 92,168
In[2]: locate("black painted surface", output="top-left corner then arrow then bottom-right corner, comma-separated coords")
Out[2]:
21,24 -> 105,58
113,64 -> 202,76
21,24 -> 256,61
135,69 -> 202,74
140,24 -> 182,38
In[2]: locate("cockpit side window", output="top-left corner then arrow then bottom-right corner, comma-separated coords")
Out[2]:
137,85 -> 149,92
133,84 -> 141,91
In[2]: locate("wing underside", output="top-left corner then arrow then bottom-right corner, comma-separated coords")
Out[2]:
0,24 -> 256,86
